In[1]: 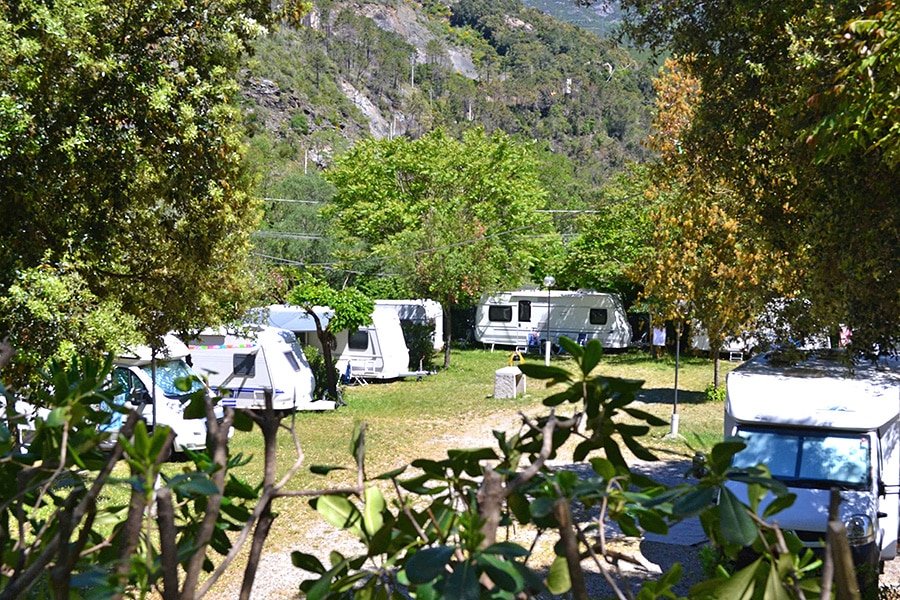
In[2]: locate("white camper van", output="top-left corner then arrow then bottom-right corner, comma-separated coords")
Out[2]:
186,326 -> 332,413
724,350 -> 900,574
265,304 -> 419,381
375,299 -> 444,351
474,289 -> 632,351
110,334 -> 216,454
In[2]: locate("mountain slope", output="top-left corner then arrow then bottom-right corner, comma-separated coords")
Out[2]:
241,0 -> 654,188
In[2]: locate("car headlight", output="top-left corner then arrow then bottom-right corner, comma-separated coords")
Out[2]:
845,515 -> 875,546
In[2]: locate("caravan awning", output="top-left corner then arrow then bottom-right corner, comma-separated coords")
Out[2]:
263,304 -> 333,333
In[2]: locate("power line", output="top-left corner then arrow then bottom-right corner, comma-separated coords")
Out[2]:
252,231 -> 326,240
252,252 -> 395,277
252,191 -> 646,268
259,197 -> 324,205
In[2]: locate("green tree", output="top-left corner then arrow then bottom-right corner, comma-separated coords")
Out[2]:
0,0 -> 267,368
552,165 -> 654,300
616,0 -> 900,354
323,128 -> 550,367
0,266 -> 140,392
254,172 -> 337,267
632,58 -> 772,386
286,278 -> 374,401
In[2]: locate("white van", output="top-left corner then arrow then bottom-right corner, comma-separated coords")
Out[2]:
187,326 -> 333,413
265,304 -> 421,381
375,299 -> 444,351
724,350 -> 900,575
474,289 -> 632,351
110,334 -> 216,454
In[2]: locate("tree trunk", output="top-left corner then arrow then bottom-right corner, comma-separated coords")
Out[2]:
710,341 -> 722,389
442,300 -> 452,370
239,392 -> 279,600
308,309 -> 338,401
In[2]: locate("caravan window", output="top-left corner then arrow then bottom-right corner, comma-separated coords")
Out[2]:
348,330 -> 369,350
284,351 -> 301,372
488,305 -> 513,322
518,301 -> 532,322
233,354 -> 256,377
589,309 -> 608,325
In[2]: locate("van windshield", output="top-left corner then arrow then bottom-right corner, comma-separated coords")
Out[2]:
732,426 -> 870,490
140,360 -> 206,399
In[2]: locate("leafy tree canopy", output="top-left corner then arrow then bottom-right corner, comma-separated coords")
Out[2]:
616,0 -> 900,353
0,0 -> 272,375
323,127 -> 550,366
286,276 -> 373,399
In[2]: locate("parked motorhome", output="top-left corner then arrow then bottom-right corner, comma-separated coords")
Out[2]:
474,289 -> 632,351
265,304 -> 421,381
186,326 -> 332,412
110,334 -> 217,453
375,299 -> 444,351
724,350 -> 900,576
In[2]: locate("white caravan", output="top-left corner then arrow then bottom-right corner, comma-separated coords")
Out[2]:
186,326 -> 333,413
692,299 -> 832,358
375,299 -> 444,351
110,334 -> 217,454
265,304 -> 420,381
724,350 -> 900,575
474,289 -> 632,351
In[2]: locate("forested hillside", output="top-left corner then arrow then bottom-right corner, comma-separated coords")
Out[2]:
243,0 -> 656,287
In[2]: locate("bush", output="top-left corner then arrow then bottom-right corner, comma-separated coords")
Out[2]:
289,111 -> 309,134
705,383 -> 726,402
303,345 -> 338,400
401,321 -> 437,372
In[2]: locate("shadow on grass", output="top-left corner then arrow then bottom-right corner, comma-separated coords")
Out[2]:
635,387 -> 708,405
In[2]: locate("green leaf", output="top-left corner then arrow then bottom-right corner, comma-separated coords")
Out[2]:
546,555 -> 571,594
637,510 -> 668,535
710,440 -> 745,473
444,560 -> 480,600
182,390 -> 207,420
507,493 -> 531,523
542,389 -> 579,406
558,336 -> 583,359
405,546 -> 455,584
476,553 -> 524,592
291,551 -> 326,574
363,486 -> 386,537
310,465 -> 347,476
589,457 -> 617,480
530,497 -> 555,519
232,410 -> 254,432
672,486 -> 716,518
718,488 -> 758,546
581,339 -> 603,375
517,363 -> 571,383
314,495 -> 364,539
374,465 -> 408,480
482,541 -> 529,557
761,493 -> 796,519
350,422 -> 365,464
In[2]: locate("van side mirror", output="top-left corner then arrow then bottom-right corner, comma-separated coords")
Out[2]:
689,452 -> 708,479
129,389 -> 152,408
